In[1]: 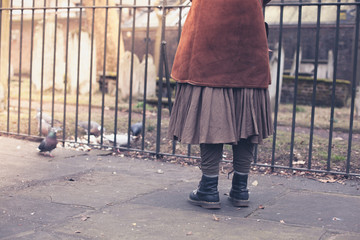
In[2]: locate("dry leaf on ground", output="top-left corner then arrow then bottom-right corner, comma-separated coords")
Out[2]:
212,214 -> 220,221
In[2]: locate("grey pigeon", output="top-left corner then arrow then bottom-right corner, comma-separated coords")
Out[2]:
78,121 -> 105,137
38,119 -> 51,136
36,109 -> 52,124
130,122 -> 143,137
38,129 -> 58,157
36,108 -> 62,136
36,108 -> 61,125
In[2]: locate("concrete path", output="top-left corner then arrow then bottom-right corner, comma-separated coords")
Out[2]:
0,136 -> 359,240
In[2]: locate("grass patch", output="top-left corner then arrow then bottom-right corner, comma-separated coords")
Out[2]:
255,128 -> 360,172
296,106 -> 306,113
2,77 -> 360,174
277,104 -> 360,133
135,101 -> 155,112
332,155 -> 346,163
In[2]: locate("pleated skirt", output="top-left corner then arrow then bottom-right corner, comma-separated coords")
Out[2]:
167,83 -> 273,145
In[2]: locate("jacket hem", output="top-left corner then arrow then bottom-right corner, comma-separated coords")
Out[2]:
171,75 -> 270,89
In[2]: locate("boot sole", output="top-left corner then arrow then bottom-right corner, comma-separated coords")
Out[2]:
188,198 -> 221,209
228,197 -> 249,207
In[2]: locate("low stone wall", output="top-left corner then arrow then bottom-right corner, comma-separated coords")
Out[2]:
280,75 -> 351,107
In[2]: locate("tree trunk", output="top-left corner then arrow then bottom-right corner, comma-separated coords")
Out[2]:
154,0 -> 162,75
0,0 -> 10,110
83,0 -> 125,74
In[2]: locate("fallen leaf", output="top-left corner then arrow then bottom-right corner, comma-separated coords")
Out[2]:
258,205 -> 265,209
252,180 -> 258,186
317,176 -> 337,183
293,160 -> 306,165
212,214 -> 220,221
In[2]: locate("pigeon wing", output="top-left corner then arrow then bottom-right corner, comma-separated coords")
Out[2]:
38,139 -> 46,152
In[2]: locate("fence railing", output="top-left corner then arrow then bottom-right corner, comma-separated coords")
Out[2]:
0,0 -> 359,177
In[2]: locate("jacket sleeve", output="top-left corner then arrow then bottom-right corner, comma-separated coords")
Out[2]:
263,0 -> 271,6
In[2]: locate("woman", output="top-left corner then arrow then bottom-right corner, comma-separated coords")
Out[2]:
168,0 -> 273,209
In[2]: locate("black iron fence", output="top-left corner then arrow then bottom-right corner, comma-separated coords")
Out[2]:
0,0 -> 359,177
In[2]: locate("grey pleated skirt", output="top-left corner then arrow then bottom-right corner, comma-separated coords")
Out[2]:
168,83 -> 273,145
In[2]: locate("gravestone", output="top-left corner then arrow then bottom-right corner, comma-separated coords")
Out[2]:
107,53 -> 155,99
67,31 -> 97,95
355,36 -> 360,118
290,47 -> 302,77
138,54 -> 156,98
356,87 -> 360,117
269,43 -> 285,112
31,20 -> 65,92
327,50 -> 334,79
116,51 -> 141,100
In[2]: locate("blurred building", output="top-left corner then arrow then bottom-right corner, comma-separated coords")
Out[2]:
7,0 -> 359,82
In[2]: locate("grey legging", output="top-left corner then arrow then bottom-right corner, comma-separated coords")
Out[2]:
200,139 -> 255,176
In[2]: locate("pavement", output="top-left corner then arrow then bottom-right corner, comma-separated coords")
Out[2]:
0,136 -> 360,240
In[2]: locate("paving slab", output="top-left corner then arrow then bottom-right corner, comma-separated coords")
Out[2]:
0,136 -> 360,240
249,190 -> 360,233
0,194 -> 86,239
14,171 -> 176,209
47,203 -> 326,240
130,178 -> 287,218
0,137 -> 95,190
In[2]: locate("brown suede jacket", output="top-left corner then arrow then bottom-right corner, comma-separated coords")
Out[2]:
171,0 -> 272,88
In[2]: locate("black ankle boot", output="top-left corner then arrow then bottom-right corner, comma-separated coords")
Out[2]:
188,175 -> 221,209
228,172 -> 249,207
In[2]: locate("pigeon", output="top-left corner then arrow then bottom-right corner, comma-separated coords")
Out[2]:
103,133 -> 133,147
38,128 -> 58,157
78,121 -> 105,137
130,122 -> 143,137
38,119 -> 51,136
36,108 -> 61,125
36,108 -> 62,136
